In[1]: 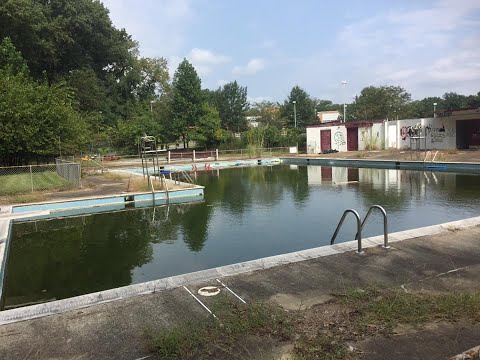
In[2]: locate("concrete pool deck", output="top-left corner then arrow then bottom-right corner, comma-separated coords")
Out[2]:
0,218 -> 480,359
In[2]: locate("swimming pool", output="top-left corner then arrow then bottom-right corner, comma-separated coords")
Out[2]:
3,164 -> 480,309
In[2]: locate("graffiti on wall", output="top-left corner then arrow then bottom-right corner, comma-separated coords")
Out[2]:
430,124 -> 455,143
400,125 -> 421,140
400,123 -> 455,143
334,131 -> 346,146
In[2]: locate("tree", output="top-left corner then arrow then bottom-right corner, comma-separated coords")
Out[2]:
192,103 -> 222,148
252,101 -> 285,129
406,96 -> 443,118
0,69 -> 88,165
0,0 -> 134,81
168,59 -> 203,147
352,85 -> 411,120
216,81 -> 248,132
282,86 -> 316,128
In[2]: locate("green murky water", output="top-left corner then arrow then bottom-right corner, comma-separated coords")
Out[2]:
3,165 -> 480,309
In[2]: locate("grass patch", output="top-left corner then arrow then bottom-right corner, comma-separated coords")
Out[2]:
0,171 -> 72,195
341,287 -> 480,330
148,296 -> 293,360
147,288 -> 480,359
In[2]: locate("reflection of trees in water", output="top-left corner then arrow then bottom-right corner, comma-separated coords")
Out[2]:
5,209 -> 155,307
197,165 -> 311,212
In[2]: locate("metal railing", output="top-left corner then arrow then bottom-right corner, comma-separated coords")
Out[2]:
330,209 -> 363,254
330,205 -> 389,254
356,205 -> 389,249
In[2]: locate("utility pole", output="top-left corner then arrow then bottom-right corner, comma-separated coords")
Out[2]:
341,80 -> 347,122
293,100 -> 297,128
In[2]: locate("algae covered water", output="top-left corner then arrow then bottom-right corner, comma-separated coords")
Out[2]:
3,165 -> 480,309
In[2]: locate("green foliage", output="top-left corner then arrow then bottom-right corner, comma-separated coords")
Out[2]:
282,85 -> 316,128
168,59 -> 203,147
352,85 -> 411,120
0,0 -> 134,81
192,103 -> 222,148
252,101 -> 286,129
0,60 -> 88,165
148,297 -> 293,360
216,81 -> 249,132
0,36 -> 28,75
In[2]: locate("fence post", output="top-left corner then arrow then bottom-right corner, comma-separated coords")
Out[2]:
215,149 -> 219,161
192,150 -> 196,162
30,165 -> 34,192
167,151 -> 171,164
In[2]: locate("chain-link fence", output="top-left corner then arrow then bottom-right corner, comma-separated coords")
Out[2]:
0,161 -> 81,196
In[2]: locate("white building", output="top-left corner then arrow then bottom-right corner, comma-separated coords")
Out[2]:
306,108 -> 480,153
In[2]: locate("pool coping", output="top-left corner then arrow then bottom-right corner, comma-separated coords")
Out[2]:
281,157 -> 480,173
1,215 -> 479,325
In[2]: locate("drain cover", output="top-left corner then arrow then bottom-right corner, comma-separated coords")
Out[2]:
198,286 -> 221,297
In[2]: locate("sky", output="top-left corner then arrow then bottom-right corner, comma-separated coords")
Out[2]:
101,0 -> 480,104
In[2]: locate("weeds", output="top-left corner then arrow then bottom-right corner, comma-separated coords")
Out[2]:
148,296 -> 293,360
341,287 -> 480,330
147,288 -> 480,359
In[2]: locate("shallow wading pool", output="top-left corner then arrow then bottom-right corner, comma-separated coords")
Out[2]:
3,164 -> 480,309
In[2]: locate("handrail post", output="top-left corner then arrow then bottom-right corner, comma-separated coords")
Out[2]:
330,209 -> 363,254
358,205 -> 389,249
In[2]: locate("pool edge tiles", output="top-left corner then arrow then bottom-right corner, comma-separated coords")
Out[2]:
11,185 -> 204,216
281,157 -> 480,174
1,215 -> 480,325
0,218 -> 12,309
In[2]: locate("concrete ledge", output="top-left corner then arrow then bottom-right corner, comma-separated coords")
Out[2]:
1,215 -> 480,325
281,157 -> 480,174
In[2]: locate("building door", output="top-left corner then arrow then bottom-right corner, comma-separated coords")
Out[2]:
388,124 -> 397,148
320,130 -> 331,151
347,127 -> 358,151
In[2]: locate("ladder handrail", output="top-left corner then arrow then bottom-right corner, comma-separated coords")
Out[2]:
356,205 -> 389,249
330,209 -> 363,254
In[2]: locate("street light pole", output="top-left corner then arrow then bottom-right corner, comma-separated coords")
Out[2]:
433,102 -> 437,118
150,100 -> 154,113
341,80 -> 347,122
293,100 -> 297,128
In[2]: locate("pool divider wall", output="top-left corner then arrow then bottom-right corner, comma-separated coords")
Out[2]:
281,157 -> 480,174
1,215 -> 480,325
0,183 -> 205,308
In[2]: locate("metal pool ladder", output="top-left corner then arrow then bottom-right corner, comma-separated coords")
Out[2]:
330,205 -> 389,254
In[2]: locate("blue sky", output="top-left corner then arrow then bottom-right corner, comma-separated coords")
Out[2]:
102,0 -> 480,103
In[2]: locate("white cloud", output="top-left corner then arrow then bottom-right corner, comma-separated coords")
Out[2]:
290,0 -> 480,101
189,48 -> 229,65
187,48 -> 230,76
217,79 -> 229,87
233,58 -> 267,76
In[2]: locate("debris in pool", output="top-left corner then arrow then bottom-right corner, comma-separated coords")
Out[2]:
198,286 -> 221,297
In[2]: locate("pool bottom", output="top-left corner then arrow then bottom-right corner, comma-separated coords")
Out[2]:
0,215 -> 479,324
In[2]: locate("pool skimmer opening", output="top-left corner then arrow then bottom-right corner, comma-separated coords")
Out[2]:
198,286 -> 221,297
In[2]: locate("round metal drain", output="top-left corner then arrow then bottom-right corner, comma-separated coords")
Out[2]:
198,286 -> 221,297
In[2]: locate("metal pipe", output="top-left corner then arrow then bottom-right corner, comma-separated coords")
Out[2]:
162,174 -> 169,203
357,205 -> 389,249
330,209 -> 363,254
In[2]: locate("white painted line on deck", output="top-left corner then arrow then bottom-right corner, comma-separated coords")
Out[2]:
183,286 -> 218,319
216,279 -> 246,304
